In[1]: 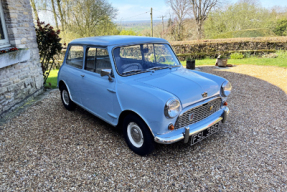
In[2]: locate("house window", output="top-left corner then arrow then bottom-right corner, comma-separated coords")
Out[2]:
0,1 -> 9,48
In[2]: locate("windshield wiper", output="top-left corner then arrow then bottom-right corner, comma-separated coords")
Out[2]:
122,69 -> 143,75
147,66 -> 169,71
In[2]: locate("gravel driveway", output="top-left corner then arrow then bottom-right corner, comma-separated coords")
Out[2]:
1,66 -> 287,191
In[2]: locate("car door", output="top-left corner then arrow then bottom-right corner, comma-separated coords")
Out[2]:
80,46 -> 116,123
62,45 -> 84,104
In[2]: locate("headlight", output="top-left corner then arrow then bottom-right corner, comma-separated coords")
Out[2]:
164,99 -> 181,118
221,81 -> 232,97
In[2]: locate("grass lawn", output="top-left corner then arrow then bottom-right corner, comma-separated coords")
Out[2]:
45,69 -> 58,88
181,56 -> 287,68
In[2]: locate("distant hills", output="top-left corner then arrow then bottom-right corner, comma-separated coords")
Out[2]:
115,20 -> 163,33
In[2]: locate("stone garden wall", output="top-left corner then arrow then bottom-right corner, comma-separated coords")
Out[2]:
171,39 -> 287,60
0,0 -> 43,118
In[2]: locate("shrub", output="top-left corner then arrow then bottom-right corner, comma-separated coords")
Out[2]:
119,29 -> 137,36
35,19 -> 63,84
244,52 -> 252,58
262,53 -> 278,58
186,57 -> 192,61
230,52 -> 244,59
276,50 -> 287,59
217,54 -> 228,59
211,28 -> 276,39
273,19 -> 287,36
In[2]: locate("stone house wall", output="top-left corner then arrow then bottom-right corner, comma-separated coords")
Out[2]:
0,0 -> 43,118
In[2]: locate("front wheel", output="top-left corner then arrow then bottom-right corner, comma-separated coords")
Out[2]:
123,114 -> 155,156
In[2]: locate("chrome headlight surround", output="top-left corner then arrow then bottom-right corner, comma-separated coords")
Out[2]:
164,99 -> 181,119
221,81 -> 232,97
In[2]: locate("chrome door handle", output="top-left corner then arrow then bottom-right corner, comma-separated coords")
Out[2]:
81,74 -> 85,77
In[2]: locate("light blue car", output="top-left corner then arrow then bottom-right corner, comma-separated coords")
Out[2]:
58,36 -> 232,156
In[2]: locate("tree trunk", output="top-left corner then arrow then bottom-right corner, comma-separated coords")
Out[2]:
30,0 -> 39,20
197,21 -> 202,39
51,0 -> 58,29
56,0 -> 65,43
178,22 -> 180,41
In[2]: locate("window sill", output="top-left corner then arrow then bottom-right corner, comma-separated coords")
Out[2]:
0,49 -> 30,69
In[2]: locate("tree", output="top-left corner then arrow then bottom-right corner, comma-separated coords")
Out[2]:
273,19 -> 287,36
204,1 -> 271,38
34,0 -> 120,43
189,0 -> 220,39
166,0 -> 191,40
56,0 -> 65,36
30,0 -> 39,20
64,0 -> 118,37
51,0 -> 58,29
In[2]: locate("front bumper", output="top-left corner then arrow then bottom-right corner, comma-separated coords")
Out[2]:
154,106 -> 229,144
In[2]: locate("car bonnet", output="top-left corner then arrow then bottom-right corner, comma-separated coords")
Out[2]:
135,68 -> 220,108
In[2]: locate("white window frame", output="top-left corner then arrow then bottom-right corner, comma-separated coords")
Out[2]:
0,1 -> 10,48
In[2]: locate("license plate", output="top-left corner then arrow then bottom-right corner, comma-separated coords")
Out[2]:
191,123 -> 221,145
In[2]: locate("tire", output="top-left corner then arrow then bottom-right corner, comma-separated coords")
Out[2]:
123,114 -> 155,156
60,85 -> 76,111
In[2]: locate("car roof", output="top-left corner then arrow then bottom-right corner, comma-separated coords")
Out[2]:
69,35 -> 169,46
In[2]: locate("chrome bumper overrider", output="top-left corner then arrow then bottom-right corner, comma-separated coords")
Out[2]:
154,107 -> 230,144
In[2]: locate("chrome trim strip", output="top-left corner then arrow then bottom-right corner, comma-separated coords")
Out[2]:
154,107 -> 229,144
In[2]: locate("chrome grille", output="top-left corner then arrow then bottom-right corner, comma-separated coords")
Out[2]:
174,98 -> 222,129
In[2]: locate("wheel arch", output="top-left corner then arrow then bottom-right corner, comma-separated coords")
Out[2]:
59,80 -> 66,90
58,80 -> 73,101
117,110 -> 155,137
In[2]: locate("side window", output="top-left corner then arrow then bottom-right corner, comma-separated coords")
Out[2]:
66,45 -> 84,69
85,47 -> 112,74
119,45 -> 142,60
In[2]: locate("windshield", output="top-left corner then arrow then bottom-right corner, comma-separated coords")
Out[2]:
113,43 -> 181,75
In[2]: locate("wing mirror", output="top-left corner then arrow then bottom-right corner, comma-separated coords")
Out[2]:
100,69 -> 113,82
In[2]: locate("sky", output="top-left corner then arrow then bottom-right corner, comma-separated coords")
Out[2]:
109,0 -> 287,21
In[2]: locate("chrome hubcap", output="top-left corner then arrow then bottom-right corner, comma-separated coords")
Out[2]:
127,122 -> 144,148
62,90 -> 70,105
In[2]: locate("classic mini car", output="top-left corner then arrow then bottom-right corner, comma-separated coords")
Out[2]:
58,36 -> 231,156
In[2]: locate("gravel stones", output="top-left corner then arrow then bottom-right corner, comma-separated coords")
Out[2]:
1,65 -> 287,191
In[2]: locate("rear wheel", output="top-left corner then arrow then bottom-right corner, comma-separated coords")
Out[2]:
123,114 -> 154,156
60,85 -> 76,111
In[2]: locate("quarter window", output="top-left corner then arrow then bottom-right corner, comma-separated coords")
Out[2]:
66,45 -> 84,69
85,47 -> 112,74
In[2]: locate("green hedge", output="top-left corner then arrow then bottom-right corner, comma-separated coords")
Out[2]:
176,49 -> 276,60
